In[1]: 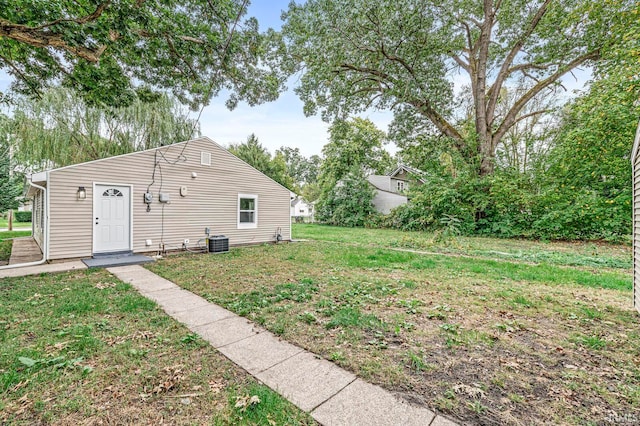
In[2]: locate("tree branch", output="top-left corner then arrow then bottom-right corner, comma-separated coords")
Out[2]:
450,53 -> 470,73
511,109 -> 553,127
408,99 -> 465,146
0,54 -> 41,98
0,21 -> 108,63
493,50 -> 600,144
337,62 -> 463,144
29,1 -> 111,30
486,0 -> 552,124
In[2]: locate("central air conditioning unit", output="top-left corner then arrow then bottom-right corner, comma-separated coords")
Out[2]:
207,235 -> 229,253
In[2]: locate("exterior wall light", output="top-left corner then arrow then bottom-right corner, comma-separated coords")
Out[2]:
77,186 -> 86,200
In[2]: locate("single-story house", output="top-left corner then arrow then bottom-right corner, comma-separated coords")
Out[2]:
367,165 -> 425,214
290,195 -> 314,220
26,137 -> 291,261
631,119 -> 640,314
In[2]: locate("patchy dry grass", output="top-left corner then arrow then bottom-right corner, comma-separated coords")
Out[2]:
0,269 -> 314,425
148,235 -> 639,425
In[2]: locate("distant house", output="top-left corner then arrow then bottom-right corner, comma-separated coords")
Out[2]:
290,195 -> 314,222
26,137 -> 291,261
367,165 -> 425,214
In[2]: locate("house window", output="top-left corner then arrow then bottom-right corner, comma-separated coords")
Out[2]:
238,194 -> 258,228
397,181 -> 405,191
102,188 -> 123,197
201,151 -> 211,166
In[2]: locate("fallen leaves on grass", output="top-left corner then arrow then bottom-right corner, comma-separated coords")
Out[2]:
152,365 -> 184,394
453,383 -> 486,399
209,380 -> 225,394
235,395 -> 261,411
95,281 -> 117,290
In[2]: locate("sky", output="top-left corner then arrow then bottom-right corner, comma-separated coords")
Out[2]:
0,1 -> 590,158
194,0 -> 394,157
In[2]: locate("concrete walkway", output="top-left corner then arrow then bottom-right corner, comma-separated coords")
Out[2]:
9,237 -> 43,265
108,265 -> 457,426
0,259 -> 86,278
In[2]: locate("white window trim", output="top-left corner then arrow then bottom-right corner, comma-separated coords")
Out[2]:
201,151 -> 211,166
238,193 -> 258,229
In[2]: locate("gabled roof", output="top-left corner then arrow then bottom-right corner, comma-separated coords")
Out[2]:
31,138 -> 203,180
291,197 -> 314,207
26,136 -> 292,193
388,164 -> 425,182
367,175 -> 390,191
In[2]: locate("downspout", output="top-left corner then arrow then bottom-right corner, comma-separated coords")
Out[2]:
0,178 -> 47,270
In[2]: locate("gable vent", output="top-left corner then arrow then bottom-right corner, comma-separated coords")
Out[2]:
201,151 -> 211,166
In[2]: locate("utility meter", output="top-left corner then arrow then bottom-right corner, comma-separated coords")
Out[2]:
144,192 -> 153,204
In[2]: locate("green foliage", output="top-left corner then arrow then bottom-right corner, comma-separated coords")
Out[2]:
0,0 -> 286,109
319,118 -> 392,187
316,168 -> 377,227
0,143 -> 21,213
282,0 -> 626,176
5,88 -> 199,169
301,182 -> 322,204
384,167 -> 632,241
13,211 -> 31,223
228,134 -> 296,191
0,239 -> 11,262
275,146 -> 321,188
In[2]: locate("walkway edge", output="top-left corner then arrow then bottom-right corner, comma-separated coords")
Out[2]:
107,265 -> 458,426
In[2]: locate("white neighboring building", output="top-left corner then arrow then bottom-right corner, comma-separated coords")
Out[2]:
290,194 -> 314,221
367,165 -> 425,214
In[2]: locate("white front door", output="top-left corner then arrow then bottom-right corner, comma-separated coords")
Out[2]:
94,184 -> 131,253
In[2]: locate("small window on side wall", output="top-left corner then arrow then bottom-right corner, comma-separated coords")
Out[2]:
201,151 -> 211,166
238,194 -> 258,229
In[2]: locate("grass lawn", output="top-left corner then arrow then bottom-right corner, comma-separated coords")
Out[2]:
0,269 -> 314,425
148,226 -> 639,425
293,224 -> 632,270
0,231 -> 32,266
0,219 -> 31,229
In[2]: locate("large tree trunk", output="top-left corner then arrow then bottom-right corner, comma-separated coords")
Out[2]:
478,139 -> 495,176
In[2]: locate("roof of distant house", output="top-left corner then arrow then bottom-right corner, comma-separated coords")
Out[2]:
388,164 -> 425,179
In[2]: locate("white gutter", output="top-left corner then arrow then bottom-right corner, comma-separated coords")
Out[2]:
0,178 -> 48,270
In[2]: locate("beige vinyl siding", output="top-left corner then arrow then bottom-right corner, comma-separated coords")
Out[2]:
32,189 -> 45,249
634,151 -> 640,313
47,138 -> 291,260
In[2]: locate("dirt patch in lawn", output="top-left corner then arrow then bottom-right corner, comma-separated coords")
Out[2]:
148,241 -> 639,425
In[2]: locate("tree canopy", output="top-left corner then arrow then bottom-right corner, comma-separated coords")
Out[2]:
4,87 -> 199,170
0,0 -> 285,108
318,117 -> 393,188
228,134 -> 296,191
282,0 -> 630,176
275,146 -> 321,188
0,140 -> 21,214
